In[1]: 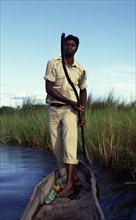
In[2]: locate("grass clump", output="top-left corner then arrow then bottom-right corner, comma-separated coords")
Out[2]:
82,93 -> 136,179
0,99 -> 51,150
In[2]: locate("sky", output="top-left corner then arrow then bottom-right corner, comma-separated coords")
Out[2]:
1,0 -> 135,107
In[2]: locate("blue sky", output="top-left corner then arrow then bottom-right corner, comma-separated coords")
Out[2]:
1,0 -> 135,107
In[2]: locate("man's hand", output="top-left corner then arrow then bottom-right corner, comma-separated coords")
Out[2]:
71,101 -> 84,112
76,104 -> 85,127
71,102 -> 85,127
78,114 -> 85,127
75,104 -> 84,112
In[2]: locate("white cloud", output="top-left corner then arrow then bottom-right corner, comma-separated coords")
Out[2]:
100,64 -> 135,74
87,64 -> 136,102
1,91 -> 45,107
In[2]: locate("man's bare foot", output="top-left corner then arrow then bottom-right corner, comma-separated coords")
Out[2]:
73,177 -> 82,187
58,185 -> 73,198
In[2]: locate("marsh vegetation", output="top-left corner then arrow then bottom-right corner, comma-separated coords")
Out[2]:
0,94 -> 136,180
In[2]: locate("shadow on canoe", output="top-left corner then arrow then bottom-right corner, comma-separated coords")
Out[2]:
21,160 -> 105,220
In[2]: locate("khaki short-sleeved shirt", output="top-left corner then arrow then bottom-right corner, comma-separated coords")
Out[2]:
44,56 -> 87,103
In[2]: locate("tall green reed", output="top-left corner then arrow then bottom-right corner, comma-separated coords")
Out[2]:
0,104 -> 51,150
81,94 -> 136,179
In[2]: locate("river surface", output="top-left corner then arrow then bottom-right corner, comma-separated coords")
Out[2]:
0,145 -> 136,220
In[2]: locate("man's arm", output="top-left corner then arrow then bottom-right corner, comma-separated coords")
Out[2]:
46,80 -> 83,112
78,88 -> 87,127
46,80 -> 69,104
80,88 -> 87,112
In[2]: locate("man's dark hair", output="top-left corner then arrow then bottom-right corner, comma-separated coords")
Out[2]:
64,35 -> 79,48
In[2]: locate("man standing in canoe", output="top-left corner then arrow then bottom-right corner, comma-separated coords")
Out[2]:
44,34 -> 87,198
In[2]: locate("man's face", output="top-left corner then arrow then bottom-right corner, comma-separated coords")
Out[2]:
63,40 -> 77,56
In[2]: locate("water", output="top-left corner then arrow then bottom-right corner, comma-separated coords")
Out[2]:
0,145 -> 136,220
0,145 -> 57,220
92,164 -> 136,220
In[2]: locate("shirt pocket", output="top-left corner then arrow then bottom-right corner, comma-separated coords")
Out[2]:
69,75 -> 79,88
55,73 -> 64,86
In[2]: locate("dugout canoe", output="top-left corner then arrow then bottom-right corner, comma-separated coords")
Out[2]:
21,160 -> 105,220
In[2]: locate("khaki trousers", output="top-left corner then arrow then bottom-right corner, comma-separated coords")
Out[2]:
48,105 -> 78,172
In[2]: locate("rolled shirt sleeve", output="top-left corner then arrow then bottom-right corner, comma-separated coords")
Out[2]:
44,60 -> 56,82
79,70 -> 87,90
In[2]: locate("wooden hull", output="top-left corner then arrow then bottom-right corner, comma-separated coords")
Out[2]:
21,161 -> 105,220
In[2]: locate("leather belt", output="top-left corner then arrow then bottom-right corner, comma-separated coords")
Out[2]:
50,103 -> 67,107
